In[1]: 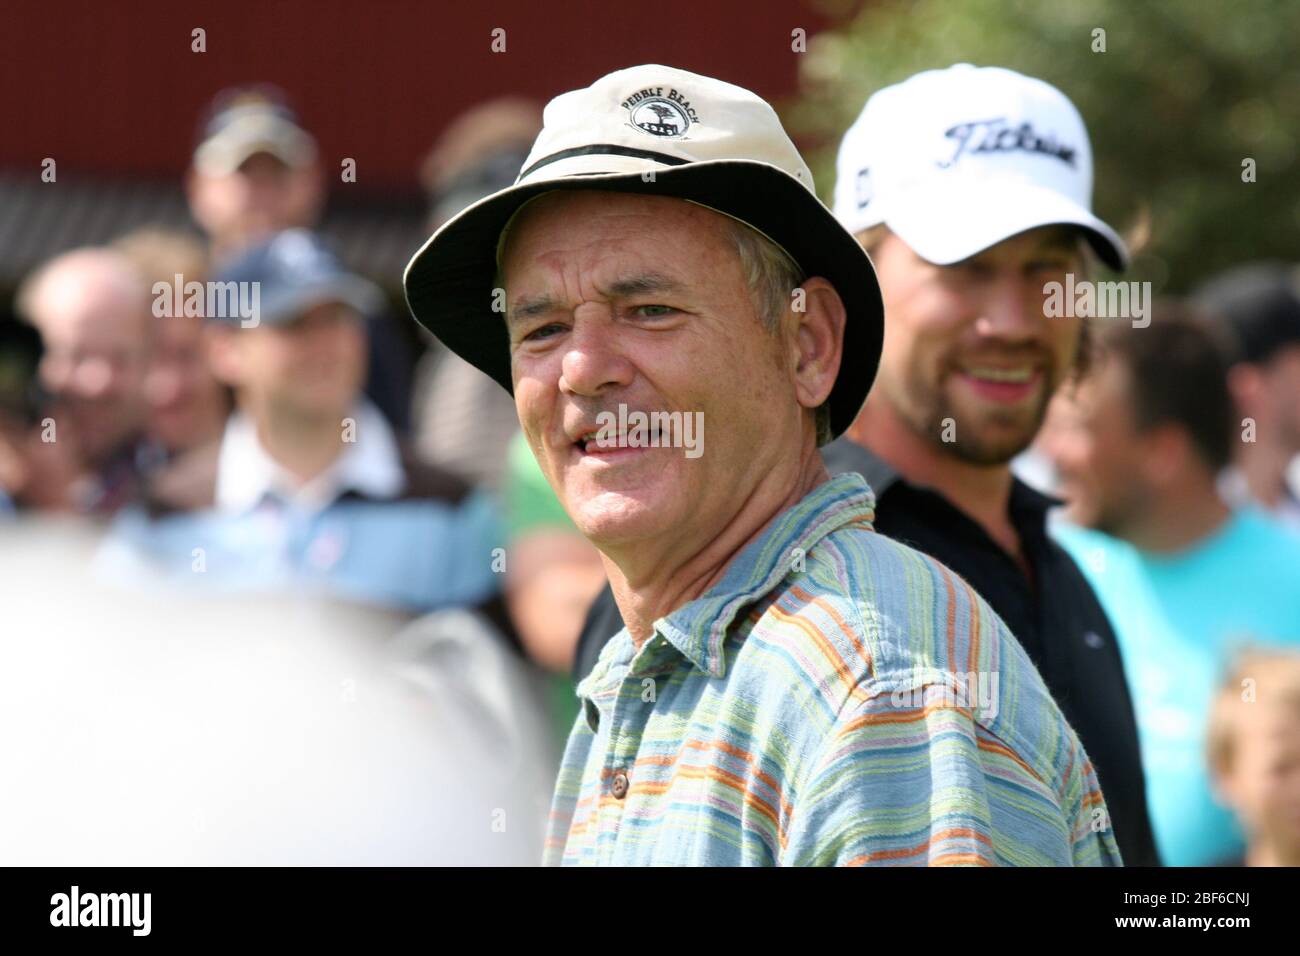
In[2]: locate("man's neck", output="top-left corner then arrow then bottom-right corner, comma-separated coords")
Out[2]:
845,398 -> 1022,562
248,405 -> 350,486
1121,476 -> 1231,554
605,445 -> 830,648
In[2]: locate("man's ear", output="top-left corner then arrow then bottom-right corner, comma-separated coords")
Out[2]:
1226,362 -> 1261,416
1143,424 -> 1195,486
789,276 -> 846,412
184,167 -> 216,233
204,325 -> 243,388
182,166 -> 199,205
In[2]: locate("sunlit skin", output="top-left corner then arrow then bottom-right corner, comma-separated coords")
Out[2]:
207,301 -> 367,483
186,152 -> 324,258
501,191 -> 846,644
845,226 -> 1085,562
1039,365 -> 1143,532
1229,346 -> 1300,509
145,312 -> 230,453
1217,698 -> 1300,867
1042,355 -> 1229,551
26,251 -> 152,466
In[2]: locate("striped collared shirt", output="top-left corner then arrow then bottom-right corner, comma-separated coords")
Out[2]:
544,473 -> 1121,866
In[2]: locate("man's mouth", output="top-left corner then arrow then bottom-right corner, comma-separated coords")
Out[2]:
571,424 -> 665,457
574,427 -> 604,454
955,363 -> 1044,402
962,365 -> 1036,383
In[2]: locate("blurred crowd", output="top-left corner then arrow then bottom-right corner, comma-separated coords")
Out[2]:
0,88 -> 575,863
1,80 -> 1298,867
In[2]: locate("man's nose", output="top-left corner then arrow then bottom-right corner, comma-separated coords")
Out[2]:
558,318 -> 635,397
69,356 -> 117,398
974,274 -> 1041,340
1044,422 -> 1090,475
145,365 -> 184,407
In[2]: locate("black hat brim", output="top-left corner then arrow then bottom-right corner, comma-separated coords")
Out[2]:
403,160 -> 883,440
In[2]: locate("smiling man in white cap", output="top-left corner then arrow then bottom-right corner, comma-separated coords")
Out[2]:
405,63 -> 1120,866
823,64 -> 1158,865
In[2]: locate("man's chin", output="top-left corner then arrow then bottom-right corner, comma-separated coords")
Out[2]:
1058,494 -> 1101,531
938,426 -> 1039,466
935,400 -> 1049,465
568,489 -> 674,550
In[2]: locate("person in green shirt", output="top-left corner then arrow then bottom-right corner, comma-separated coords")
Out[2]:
503,431 -> 605,742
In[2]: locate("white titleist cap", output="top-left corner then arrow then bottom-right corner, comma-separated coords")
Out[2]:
832,64 -> 1127,269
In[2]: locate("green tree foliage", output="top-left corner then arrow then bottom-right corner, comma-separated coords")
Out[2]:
788,0 -> 1300,290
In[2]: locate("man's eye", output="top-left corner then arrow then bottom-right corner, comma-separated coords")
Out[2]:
953,261 -> 993,280
522,322 -> 565,342
635,304 -> 676,317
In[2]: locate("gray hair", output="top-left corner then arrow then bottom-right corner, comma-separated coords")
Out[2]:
727,219 -> 833,446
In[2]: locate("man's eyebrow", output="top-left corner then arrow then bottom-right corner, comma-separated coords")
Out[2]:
508,294 -> 559,323
507,272 -> 686,324
603,272 -> 686,298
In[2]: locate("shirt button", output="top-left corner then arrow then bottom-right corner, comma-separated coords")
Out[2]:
610,770 -> 630,800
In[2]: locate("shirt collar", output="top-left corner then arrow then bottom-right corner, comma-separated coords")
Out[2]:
821,436 -> 902,497
652,472 -> 877,679
826,436 -> 1062,521
214,400 -> 404,513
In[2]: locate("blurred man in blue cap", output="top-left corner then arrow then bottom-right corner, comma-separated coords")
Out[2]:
185,84 -> 414,436
101,230 -> 501,615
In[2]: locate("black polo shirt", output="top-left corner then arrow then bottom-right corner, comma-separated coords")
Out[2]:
571,437 -> 1160,866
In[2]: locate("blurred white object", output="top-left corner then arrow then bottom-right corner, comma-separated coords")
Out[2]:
0,518 -> 552,865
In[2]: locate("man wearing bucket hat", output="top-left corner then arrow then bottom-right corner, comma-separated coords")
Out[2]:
822,65 -> 1158,865
405,64 -> 1120,866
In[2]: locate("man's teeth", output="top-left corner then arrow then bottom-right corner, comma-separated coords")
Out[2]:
965,367 -> 1035,383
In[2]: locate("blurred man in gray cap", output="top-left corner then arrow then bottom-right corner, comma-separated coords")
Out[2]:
185,84 -> 415,436
186,86 -> 325,264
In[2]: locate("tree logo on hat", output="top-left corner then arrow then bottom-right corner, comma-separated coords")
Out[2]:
624,92 -> 693,137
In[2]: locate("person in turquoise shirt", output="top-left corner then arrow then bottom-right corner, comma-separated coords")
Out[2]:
1042,301 -> 1300,866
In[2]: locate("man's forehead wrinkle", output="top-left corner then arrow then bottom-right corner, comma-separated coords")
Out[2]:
509,293 -> 559,323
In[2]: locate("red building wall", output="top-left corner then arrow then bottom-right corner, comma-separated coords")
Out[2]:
2,0 -> 836,193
